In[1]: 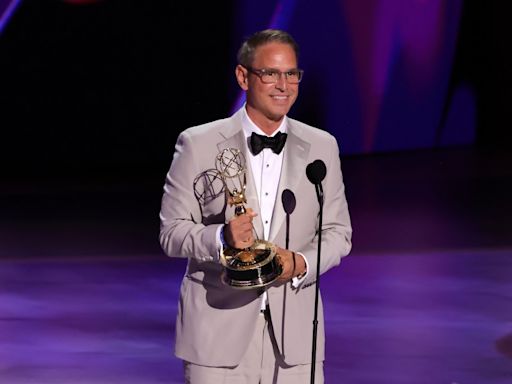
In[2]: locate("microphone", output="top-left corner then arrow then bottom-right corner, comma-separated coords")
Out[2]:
305,159 -> 326,384
281,189 -> 296,215
306,159 -> 326,206
306,159 -> 326,184
281,189 -> 296,249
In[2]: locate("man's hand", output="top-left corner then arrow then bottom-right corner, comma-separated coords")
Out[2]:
276,247 -> 307,282
223,208 -> 258,249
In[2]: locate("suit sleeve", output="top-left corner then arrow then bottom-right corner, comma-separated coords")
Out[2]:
159,130 -> 221,262
299,135 -> 352,286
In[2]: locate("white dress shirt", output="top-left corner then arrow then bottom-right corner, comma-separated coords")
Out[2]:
241,109 -> 284,242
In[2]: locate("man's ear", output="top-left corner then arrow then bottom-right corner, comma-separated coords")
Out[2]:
235,65 -> 249,90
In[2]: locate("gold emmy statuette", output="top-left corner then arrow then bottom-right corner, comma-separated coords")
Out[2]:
215,148 -> 282,289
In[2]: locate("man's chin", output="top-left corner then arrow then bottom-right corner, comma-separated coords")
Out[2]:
268,106 -> 291,121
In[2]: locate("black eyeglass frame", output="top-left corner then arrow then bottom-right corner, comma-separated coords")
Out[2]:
244,66 -> 304,84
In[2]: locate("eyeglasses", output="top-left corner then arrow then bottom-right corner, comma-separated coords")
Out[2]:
245,67 -> 304,84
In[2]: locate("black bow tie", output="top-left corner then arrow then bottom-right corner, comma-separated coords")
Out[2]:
250,132 -> 288,155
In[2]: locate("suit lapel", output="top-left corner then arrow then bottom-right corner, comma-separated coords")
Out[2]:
269,123 -> 310,242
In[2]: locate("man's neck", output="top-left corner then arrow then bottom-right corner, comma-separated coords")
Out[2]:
245,107 -> 284,136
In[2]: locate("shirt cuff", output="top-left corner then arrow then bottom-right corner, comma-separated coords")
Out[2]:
291,252 -> 309,288
215,224 -> 227,262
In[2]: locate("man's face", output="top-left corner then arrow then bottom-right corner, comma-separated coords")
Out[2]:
237,42 -> 299,129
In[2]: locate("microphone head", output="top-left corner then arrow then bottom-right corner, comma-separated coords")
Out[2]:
281,189 -> 296,215
306,159 -> 327,185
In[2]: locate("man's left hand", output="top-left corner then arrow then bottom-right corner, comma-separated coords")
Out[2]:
276,247 -> 306,282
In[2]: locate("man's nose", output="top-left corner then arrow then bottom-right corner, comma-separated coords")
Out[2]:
275,74 -> 288,90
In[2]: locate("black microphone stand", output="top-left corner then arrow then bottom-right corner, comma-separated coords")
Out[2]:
310,183 -> 324,384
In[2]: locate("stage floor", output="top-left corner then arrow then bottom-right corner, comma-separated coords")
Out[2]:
1,146 -> 511,383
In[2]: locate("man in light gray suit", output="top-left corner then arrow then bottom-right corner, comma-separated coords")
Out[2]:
159,29 -> 352,383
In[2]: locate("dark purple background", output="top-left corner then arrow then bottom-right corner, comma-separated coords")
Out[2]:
0,0 -> 510,179
1,2 -> 512,382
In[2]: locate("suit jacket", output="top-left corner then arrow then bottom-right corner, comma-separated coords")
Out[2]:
159,108 -> 352,367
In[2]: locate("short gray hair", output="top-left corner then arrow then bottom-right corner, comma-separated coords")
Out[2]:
237,29 -> 299,68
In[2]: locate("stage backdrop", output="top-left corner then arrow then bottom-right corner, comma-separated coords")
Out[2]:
231,0 -> 474,155
0,0 -> 496,176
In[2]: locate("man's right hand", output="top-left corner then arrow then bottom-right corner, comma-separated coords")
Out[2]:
223,208 -> 258,249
